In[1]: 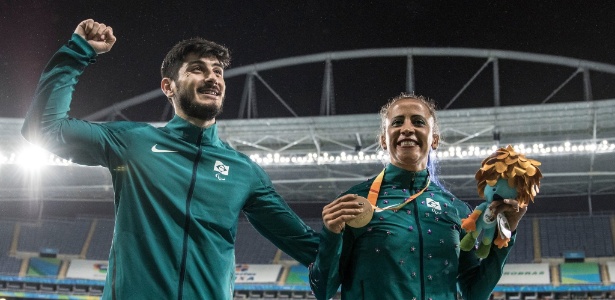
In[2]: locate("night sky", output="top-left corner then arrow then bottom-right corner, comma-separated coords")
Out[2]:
2,1 -> 615,121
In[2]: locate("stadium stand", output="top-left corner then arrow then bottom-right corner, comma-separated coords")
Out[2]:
84,218 -> 114,260
0,220 -> 21,276
0,256 -> 20,277
2,214 -> 615,299
507,217 -> 536,264
17,218 -> 91,255
235,219 -> 281,264
540,215 -> 614,258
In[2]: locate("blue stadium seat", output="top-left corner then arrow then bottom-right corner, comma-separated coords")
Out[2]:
85,218 -> 114,260
17,219 -> 91,255
539,215 -> 614,258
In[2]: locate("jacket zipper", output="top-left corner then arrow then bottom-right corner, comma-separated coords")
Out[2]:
412,181 -> 426,300
177,130 -> 204,300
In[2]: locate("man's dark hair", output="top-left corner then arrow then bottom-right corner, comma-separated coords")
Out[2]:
160,37 -> 231,80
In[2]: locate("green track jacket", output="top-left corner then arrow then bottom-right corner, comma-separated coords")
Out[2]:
309,165 -> 515,300
22,34 -> 319,300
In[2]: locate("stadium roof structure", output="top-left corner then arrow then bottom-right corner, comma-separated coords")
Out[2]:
2,48 -> 615,218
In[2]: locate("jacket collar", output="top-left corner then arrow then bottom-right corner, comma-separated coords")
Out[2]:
164,115 -> 222,146
384,164 -> 429,189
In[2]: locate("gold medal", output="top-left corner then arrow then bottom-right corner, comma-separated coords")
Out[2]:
346,196 -> 374,228
345,169 -> 431,228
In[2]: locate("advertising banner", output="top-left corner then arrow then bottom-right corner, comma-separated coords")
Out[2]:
235,264 -> 282,283
285,265 -> 309,286
560,262 -> 601,284
608,261 -> 615,284
27,257 -> 62,278
65,259 -> 108,280
498,263 -> 550,285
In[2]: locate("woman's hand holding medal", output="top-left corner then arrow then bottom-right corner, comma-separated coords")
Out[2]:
322,194 -> 373,234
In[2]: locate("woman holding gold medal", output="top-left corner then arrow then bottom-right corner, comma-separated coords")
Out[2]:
309,93 -> 526,300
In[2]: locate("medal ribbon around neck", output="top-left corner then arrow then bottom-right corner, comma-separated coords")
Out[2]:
367,168 -> 431,211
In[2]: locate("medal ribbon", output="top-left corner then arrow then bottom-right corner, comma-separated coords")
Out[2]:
367,169 -> 430,211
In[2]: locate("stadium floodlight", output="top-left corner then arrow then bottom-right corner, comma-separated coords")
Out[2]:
437,140 -> 615,160
247,140 -> 614,166
0,140 -> 613,167
17,145 -> 52,170
1,145 -> 72,169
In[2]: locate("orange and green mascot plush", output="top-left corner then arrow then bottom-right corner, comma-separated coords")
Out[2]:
460,145 -> 542,258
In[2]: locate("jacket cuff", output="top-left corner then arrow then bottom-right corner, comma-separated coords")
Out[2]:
67,33 -> 98,64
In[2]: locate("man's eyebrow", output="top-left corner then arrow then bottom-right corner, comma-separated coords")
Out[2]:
186,59 -> 224,68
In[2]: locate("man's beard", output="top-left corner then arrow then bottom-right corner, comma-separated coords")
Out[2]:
177,84 -> 224,121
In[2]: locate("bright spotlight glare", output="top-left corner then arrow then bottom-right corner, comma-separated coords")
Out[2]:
17,146 -> 51,169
